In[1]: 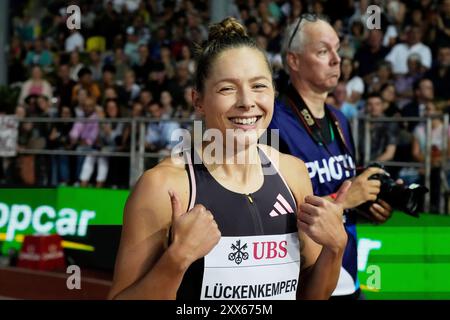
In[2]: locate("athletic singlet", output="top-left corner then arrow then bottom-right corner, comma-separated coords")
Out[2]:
176,146 -> 300,300
269,86 -> 358,296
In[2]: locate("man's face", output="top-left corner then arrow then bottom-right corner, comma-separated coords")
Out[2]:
289,21 -> 341,93
407,27 -> 422,45
83,99 -> 96,116
368,29 -> 383,48
438,47 -> 450,67
59,65 -> 70,79
418,79 -> 434,101
367,97 -> 384,117
149,104 -> 162,118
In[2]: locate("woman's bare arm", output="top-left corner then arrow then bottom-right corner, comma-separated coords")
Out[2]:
109,157 -> 221,300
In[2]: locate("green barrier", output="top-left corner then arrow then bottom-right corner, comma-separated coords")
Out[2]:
0,187 -> 127,255
357,213 -> 450,299
1,187 -> 450,298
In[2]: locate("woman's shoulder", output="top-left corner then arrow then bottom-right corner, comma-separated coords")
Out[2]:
258,144 -> 307,177
126,156 -> 190,217
259,144 -> 311,201
139,156 -> 188,192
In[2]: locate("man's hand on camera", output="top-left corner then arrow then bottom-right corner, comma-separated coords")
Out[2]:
340,167 -> 385,209
366,178 -> 402,223
368,199 -> 392,223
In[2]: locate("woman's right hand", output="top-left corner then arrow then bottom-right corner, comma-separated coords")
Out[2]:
168,190 -> 221,266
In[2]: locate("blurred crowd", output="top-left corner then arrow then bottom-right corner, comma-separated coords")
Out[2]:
1,0 -> 450,209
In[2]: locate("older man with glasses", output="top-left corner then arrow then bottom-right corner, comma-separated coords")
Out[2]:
269,14 -> 394,299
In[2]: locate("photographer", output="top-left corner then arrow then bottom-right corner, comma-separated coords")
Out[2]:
269,15 -> 394,299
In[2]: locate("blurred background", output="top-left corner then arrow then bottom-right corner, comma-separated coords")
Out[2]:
1,0 -> 450,299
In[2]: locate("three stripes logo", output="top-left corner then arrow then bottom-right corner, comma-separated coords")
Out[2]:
269,194 -> 295,217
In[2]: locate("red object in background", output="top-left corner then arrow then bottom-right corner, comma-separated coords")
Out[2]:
17,234 -> 66,271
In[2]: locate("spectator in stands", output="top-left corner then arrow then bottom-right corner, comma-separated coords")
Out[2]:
24,38 -> 53,68
160,46 -> 176,80
54,64 -> 76,112
433,0 -> 450,48
8,35 -> 26,84
88,50 -> 104,82
65,29 -> 85,52
412,102 -> 450,212
167,61 -> 192,107
359,93 -> 398,163
47,105 -> 74,186
366,60 -> 395,95
72,67 -> 101,104
340,57 -> 364,110
138,88 -> 153,110
18,65 -> 53,105
133,44 -> 152,85
332,81 -> 358,120
380,83 -> 401,117
118,69 -> 141,108
385,25 -> 432,75
80,98 -> 123,188
178,44 -> 195,76
145,101 -> 180,153
69,51 -> 84,81
148,62 -> 169,99
69,97 -> 100,184
95,1 -> 122,49
112,47 -> 129,82
99,64 -> 117,97
402,78 -> 435,131
395,53 -> 425,109
13,105 -> 38,185
354,29 -> 390,80
160,90 -> 176,118
425,45 -> 450,104
124,26 -> 140,66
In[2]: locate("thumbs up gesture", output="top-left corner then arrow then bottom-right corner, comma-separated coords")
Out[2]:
169,190 -> 221,263
297,181 -> 351,252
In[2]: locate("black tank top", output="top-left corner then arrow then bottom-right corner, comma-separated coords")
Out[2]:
176,146 -> 300,300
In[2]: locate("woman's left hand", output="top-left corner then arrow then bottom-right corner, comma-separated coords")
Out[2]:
297,181 -> 351,253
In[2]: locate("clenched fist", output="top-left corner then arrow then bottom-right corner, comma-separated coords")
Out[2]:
169,190 -> 221,264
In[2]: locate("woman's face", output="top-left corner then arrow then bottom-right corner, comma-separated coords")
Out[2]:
195,47 -> 274,147
31,66 -> 42,80
341,59 -> 353,78
61,106 -> 71,118
106,101 -> 119,118
160,91 -> 172,105
381,85 -> 396,102
181,45 -> 191,59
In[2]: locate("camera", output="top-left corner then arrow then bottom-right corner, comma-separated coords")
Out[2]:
360,163 -> 428,217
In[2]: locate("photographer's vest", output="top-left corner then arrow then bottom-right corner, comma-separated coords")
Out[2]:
176,147 -> 300,300
269,85 -> 358,297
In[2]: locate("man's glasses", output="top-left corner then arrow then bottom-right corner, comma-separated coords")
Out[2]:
287,13 -> 318,50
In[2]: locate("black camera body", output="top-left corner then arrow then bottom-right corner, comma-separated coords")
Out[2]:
362,163 -> 428,217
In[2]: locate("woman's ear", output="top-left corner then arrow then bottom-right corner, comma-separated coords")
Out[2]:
192,89 -> 205,115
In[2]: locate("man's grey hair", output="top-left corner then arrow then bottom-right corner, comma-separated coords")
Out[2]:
281,14 -> 331,71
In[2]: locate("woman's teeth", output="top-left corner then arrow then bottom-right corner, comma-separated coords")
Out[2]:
230,117 -> 258,125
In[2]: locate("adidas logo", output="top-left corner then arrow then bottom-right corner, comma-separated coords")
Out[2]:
269,194 -> 295,217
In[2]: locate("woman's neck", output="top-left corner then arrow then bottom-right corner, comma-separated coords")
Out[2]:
200,141 -> 262,190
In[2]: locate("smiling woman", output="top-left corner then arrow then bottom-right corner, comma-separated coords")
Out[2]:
108,17 -> 349,300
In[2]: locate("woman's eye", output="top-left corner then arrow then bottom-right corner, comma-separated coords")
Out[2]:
219,87 -> 234,92
253,83 -> 268,89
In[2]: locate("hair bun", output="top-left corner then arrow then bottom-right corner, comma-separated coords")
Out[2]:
208,17 -> 247,42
